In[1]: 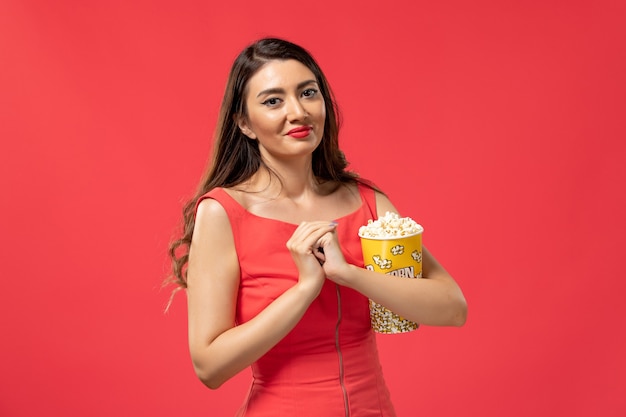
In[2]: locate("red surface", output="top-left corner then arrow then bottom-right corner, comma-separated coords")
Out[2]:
1,1 -> 624,416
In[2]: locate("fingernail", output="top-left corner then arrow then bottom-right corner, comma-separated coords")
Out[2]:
330,221 -> 338,226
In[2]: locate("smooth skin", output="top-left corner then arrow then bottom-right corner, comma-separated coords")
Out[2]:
186,59 -> 467,389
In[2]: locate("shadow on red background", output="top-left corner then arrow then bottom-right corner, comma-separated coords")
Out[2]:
1,1 -> 624,416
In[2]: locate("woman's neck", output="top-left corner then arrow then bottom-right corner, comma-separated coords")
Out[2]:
246,160 -> 328,201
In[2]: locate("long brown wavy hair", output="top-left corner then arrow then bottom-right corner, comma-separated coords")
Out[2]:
165,38 -> 371,302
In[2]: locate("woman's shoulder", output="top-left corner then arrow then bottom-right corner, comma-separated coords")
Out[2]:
195,193 -> 230,222
347,179 -> 397,218
192,197 -> 235,247
196,187 -> 231,210
195,187 -> 248,224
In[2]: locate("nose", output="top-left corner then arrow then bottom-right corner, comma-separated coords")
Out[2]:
285,96 -> 307,121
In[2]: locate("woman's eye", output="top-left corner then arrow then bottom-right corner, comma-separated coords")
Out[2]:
302,88 -> 318,98
262,97 -> 281,107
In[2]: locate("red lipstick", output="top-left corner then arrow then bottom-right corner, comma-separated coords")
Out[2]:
286,126 -> 312,138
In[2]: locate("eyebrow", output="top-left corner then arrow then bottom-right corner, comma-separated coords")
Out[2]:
256,79 -> 318,98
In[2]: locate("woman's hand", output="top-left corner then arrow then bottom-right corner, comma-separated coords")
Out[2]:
315,228 -> 352,286
286,221 -> 338,295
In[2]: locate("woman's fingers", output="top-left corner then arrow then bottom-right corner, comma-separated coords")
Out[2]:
286,221 -> 338,287
286,221 -> 337,255
317,230 -> 350,283
313,246 -> 326,265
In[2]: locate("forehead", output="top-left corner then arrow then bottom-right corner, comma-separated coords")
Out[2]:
246,59 -> 317,94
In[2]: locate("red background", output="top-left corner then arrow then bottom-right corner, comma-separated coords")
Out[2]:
1,1 -> 625,416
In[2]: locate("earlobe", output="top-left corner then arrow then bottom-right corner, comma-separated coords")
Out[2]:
242,128 -> 257,140
235,115 -> 257,140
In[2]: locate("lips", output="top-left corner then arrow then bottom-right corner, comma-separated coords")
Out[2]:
286,126 -> 312,138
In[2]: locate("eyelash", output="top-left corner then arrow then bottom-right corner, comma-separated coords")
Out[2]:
262,98 -> 281,107
261,89 -> 319,107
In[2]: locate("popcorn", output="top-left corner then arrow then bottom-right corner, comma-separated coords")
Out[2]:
358,212 -> 423,239
369,301 -> 419,334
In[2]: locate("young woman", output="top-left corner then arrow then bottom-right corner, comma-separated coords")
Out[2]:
168,37 -> 467,417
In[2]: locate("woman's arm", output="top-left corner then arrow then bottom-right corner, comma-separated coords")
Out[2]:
318,192 -> 467,327
186,199 -> 336,389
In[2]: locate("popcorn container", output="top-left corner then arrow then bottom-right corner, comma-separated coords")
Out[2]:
359,227 -> 423,334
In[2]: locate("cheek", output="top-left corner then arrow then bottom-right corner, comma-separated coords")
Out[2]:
319,100 -> 326,117
317,104 -> 327,130
310,99 -> 326,121
248,111 -> 281,134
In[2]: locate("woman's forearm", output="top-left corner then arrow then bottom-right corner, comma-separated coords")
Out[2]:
189,281 -> 319,389
339,264 -> 467,327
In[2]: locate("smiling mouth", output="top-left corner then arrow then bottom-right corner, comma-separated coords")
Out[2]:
286,126 -> 312,138
287,126 -> 311,134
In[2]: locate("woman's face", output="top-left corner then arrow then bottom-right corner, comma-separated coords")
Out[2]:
238,59 -> 326,163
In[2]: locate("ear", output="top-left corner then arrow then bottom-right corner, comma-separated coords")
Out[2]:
235,115 -> 257,140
